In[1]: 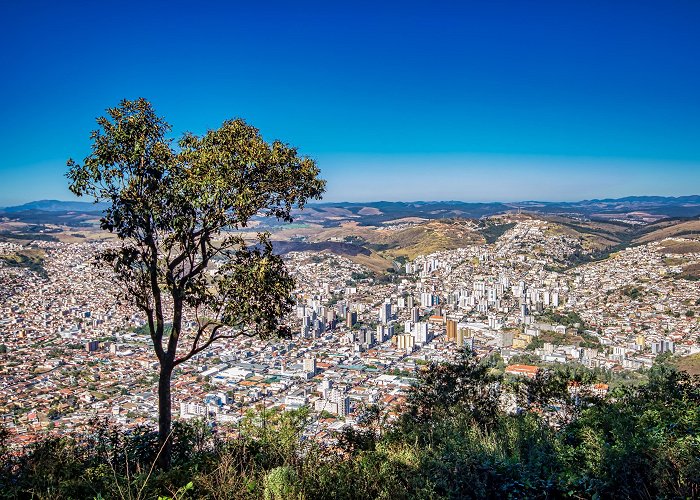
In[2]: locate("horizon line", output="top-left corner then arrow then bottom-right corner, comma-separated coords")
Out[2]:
3,194 -> 700,210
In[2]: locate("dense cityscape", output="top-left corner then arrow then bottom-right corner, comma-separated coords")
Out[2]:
2,214 -> 698,448
2,0 -> 699,496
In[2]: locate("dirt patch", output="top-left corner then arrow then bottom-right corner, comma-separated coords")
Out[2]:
679,263 -> 700,280
673,353 -> 700,376
658,239 -> 700,254
358,207 -> 383,215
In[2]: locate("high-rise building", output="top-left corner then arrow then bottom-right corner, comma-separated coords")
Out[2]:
362,327 -> 374,347
303,356 -> 316,375
325,310 -> 337,329
651,339 -> 675,354
346,310 -> 357,328
463,336 -> 475,351
456,328 -> 466,347
377,324 -> 394,343
411,307 -> 420,324
318,379 -> 333,399
414,322 -> 431,344
379,300 -> 392,324
498,331 -> 514,348
395,333 -> 415,350
446,319 -> 457,341
329,388 -> 350,417
520,303 -> 528,321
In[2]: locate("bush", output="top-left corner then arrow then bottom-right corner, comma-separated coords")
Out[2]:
2,354 -> 698,498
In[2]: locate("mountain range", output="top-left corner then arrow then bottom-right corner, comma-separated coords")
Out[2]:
2,196 -> 700,228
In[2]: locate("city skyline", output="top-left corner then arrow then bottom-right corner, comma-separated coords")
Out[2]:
1,1 -> 699,204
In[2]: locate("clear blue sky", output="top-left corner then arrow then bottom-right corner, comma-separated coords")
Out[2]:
1,0 -> 699,205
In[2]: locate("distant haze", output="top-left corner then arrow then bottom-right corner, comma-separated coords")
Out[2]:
318,154 -> 700,203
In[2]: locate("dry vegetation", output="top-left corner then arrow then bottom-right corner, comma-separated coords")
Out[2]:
673,353 -> 700,376
635,220 -> 700,243
0,248 -> 47,277
541,216 -> 630,250
274,219 -> 484,262
657,239 -> 700,254
679,263 -> 700,280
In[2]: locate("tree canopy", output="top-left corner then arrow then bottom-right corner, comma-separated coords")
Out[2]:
66,97 -> 325,468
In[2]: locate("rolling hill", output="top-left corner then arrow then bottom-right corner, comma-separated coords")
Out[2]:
2,198 -> 699,271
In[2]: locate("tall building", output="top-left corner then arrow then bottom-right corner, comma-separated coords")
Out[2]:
414,322 -> 431,344
411,307 -> 420,324
362,327 -> 374,347
463,336 -> 475,351
446,319 -> 457,341
651,340 -> 674,354
303,356 -> 316,375
329,388 -> 350,417
456,327 -> 466,347
497,331 -> 514,348
406,295 -> 414,309
318,379 -> 333,399
325,310 -> 337,329
395,333 -> 415,350
379,300 -> 392,324
377,324 -> 394,343
346,310 -> 357,328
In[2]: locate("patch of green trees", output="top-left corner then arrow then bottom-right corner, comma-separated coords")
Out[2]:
1,351 -> 698,498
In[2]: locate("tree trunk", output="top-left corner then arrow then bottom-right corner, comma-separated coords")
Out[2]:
158,360 -> 174,469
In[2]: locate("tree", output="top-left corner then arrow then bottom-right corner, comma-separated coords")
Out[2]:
402,348 -> 501,436
67,98 -> 325,468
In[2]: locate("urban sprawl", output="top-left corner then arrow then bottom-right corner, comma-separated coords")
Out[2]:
1,217 -> 699,447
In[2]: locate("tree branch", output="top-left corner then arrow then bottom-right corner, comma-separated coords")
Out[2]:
174,324 -> 224,366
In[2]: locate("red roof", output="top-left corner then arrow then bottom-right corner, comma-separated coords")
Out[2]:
505,364 -> 540,378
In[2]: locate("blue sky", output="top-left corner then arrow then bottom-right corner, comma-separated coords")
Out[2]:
1,1 -> 699,205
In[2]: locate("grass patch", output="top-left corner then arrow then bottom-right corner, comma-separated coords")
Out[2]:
678,263 -> 700,281
672,353 -> 700,376
0,249 -> 48,278
658,239 -> 700,254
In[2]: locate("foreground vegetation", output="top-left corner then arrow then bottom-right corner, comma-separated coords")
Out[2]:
1,351 -> 698,499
